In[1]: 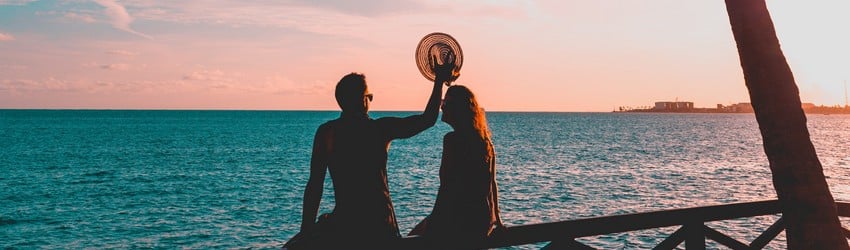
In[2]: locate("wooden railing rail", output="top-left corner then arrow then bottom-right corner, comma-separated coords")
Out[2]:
396,200 -> 850,249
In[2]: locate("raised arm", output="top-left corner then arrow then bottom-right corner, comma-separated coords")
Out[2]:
380,55 -> 457,139
301,124 -> 331,232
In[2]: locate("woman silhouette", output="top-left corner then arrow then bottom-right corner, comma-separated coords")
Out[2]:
410,85 -> 504,249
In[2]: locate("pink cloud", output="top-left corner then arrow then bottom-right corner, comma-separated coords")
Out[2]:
65,12 -> 97,23
106,50 -> 140,56
178,70 -> 328,95
1,78 -> 87,93
0,78 -> 177,96
0,0 -> 35,5
83,62 -> 131,71
0,32 -> 14,41
93,0 -> 152,39
182,70 -> 227,81
101,63 -> 130,70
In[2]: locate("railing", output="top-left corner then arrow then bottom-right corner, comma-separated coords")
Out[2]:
397,200 -> 850,249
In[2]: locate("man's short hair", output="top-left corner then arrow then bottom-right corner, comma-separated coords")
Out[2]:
335,73 -> 367,109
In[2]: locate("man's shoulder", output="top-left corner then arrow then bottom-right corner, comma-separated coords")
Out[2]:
371,116 -> 406,129
373,116 -> 400,122
317,119 -> 340,132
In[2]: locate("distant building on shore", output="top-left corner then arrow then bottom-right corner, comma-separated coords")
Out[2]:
718,103 -> 753,113
654,101 -> 693,111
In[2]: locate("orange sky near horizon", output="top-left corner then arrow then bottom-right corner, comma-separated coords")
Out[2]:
0,0 -> 848,112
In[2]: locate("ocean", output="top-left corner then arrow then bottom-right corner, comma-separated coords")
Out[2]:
1,110 -> 848,249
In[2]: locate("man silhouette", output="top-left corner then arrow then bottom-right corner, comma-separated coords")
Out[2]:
299,56 -> 457,248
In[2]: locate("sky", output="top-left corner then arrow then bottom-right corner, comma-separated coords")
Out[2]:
0,0 -> 848,112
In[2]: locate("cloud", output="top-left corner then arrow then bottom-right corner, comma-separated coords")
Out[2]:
84,62 -> 130,71
110,1 -> 532,45
0,64 -> 28,71
113,2 -> 387,43
275,79 -> 333,97
287,0 -> 426,17
101,63 -> 130,70
0,78 -> 164,95
0,0 -> 35,5
1,78 -> 87,93
0,32 -> 14,41
124,0 -> 425,19
107,50 -> 139,56
65,12 -> 97,23
179,70 -> 325,95
93,0 -> 152,39
182,70 -> 228,81
180,69 -> 244,91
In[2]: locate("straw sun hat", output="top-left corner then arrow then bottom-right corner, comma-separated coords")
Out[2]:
415,32 -> 463,83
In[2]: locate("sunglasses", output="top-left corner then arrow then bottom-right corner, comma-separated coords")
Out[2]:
365,93 -> 374,102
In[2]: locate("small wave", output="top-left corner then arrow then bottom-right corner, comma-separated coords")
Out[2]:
0,216 -> 17,226
69,179 -> 110,185
45,165 -> 69,170
83,170 -> 115,177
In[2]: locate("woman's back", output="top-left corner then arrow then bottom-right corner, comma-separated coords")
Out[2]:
428,131 -> 498,239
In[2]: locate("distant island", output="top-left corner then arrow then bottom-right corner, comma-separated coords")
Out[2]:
616,101 -> 850,114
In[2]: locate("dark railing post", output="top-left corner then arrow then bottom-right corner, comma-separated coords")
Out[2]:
750,216 -> 785,249
685,222 -> 705,250
654,226 -> 687,250
702,225 -> 749,249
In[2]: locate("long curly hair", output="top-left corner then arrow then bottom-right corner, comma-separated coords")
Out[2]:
444,85 -> 492,146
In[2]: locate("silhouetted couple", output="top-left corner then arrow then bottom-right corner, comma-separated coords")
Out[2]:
285,57 -> 503,249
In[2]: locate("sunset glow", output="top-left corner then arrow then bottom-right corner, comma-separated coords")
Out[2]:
1,0 -> 848,111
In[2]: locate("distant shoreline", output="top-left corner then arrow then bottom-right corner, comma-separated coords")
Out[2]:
617,101 -> 850,114
615,107 -> 850,115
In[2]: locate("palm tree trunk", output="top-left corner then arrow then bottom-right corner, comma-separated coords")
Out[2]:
723,0 -> 849,248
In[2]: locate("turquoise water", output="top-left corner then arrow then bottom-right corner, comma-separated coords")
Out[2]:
1,110 -> 849,249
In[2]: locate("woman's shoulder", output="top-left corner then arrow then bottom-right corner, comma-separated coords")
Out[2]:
443,131 -> 458,141
444,131 -> 457,136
